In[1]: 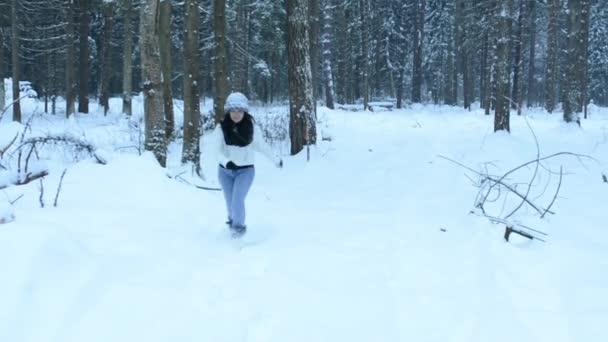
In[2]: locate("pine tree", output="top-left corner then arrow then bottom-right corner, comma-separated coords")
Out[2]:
287,0 -> 316,155
140,0 -> 167,166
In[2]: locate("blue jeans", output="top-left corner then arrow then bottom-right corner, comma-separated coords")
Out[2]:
218,165 -> 255,228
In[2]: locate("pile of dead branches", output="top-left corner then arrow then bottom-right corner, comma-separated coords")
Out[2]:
440,119 -> 600,243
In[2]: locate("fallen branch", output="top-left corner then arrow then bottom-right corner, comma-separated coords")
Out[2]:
54,168 -> 68,207
438,155 -> 550,216
0,133 -> 19,159
39,178 -> 45,208
15,134 -> 106,165
167,172 -> 221,191
541,166 -> 562,219
0,169 -> 50,190
504,225 -> 545,243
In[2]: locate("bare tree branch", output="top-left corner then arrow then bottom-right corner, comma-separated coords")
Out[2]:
542,166 -> 563,219
54,168 -> 67,207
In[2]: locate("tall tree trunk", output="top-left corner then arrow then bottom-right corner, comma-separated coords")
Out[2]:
100,1 -> 114,115
309,0 -> 320,110
411,0 -> 425,103
444,36 -> 456,106
233,0 -> 250,94
11,0 -> 21,122
544,0 -> 559,113
526,0 -> 536,108
287,0 -> 316,155
122,0 -> 133,116
581,0 -> 591,119
511,0 -> 526,114
336,1 -> 347,104
396,2 -> 408,109
159,0 -> 174,139
0,29 -> 5,112
214,0 -> 229,122
65,0 -> 76,117
321,0 -> 335,109
562,0 -> 590,124
360,0 -> 370,110
481,30 -> 491,114
494,0 -> 514,132
182,0 -> 201,167
140,0 -> 167,166
78,0 -> 90,113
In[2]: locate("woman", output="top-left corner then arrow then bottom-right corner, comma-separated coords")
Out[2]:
215,92 -> 283,237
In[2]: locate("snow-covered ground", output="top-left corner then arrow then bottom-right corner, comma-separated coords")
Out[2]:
1,88 -> 607,341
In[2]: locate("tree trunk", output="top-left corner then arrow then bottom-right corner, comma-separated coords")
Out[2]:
182,0 -> 201,167
581,0 -> 591,119
526,0 -> 536,108
544,0 -> 559,113
494,0 -> 513,132
321,0 -> 335,109
159,0 -> 174,139
309,0 -> 320,110
511,0 -> 525,114
444,36 -> 456,106
233,0 -> 250,94
562,0 -> 590,124
336,1 -> 347,104
481,30 -> 490,114
140,0 -> 167,166
411,0 -> 425,103
0,29 -> 5,112
360,0 -> 370,110
100,1 -> 114,115
396,2 -> 408,109
213,0 -> 229,122
11,0 -> 21,122
78,0 -> 90,114
122,0 -> 133,116
65,0 -> 76,117
288,0 -> 316,155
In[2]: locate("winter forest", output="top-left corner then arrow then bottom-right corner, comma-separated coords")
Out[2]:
1,0 -> 608,341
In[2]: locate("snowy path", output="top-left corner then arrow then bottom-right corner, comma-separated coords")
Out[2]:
1,109 -> 607,341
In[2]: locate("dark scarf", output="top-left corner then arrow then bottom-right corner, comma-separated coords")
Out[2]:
221,113 -> 254,147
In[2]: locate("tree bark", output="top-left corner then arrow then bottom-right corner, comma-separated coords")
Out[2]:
65,0 -> 76,117
544,0 -> 559,113
288,0 -> 316,155
214,0 -> 229,122
122,0 -> 133,116
321,0 -> 335,109
100,1 -> 114,115
411,0 -> 424,103
309,0 -> 320,105
511,0 -> 526,114
140,0 -> 167,166
78,0 -> 90,114
159,0 -> 174,139
11,0 -> 21,122
562,0 -> 590,124
526,0 -> 536,108
0,28 -> 5,112
360,0 -> 370,110
494,0 -> 514,132
182,0 -> 201,167
233,0 -> 250,94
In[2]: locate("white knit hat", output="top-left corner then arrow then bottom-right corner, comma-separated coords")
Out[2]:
225,92 -> 249,112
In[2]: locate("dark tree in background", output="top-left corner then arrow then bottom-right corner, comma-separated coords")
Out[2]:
287,0 -> 316,155
78,0 -> 90,114
182,0 -> 201,167
213,0 -> 228,122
